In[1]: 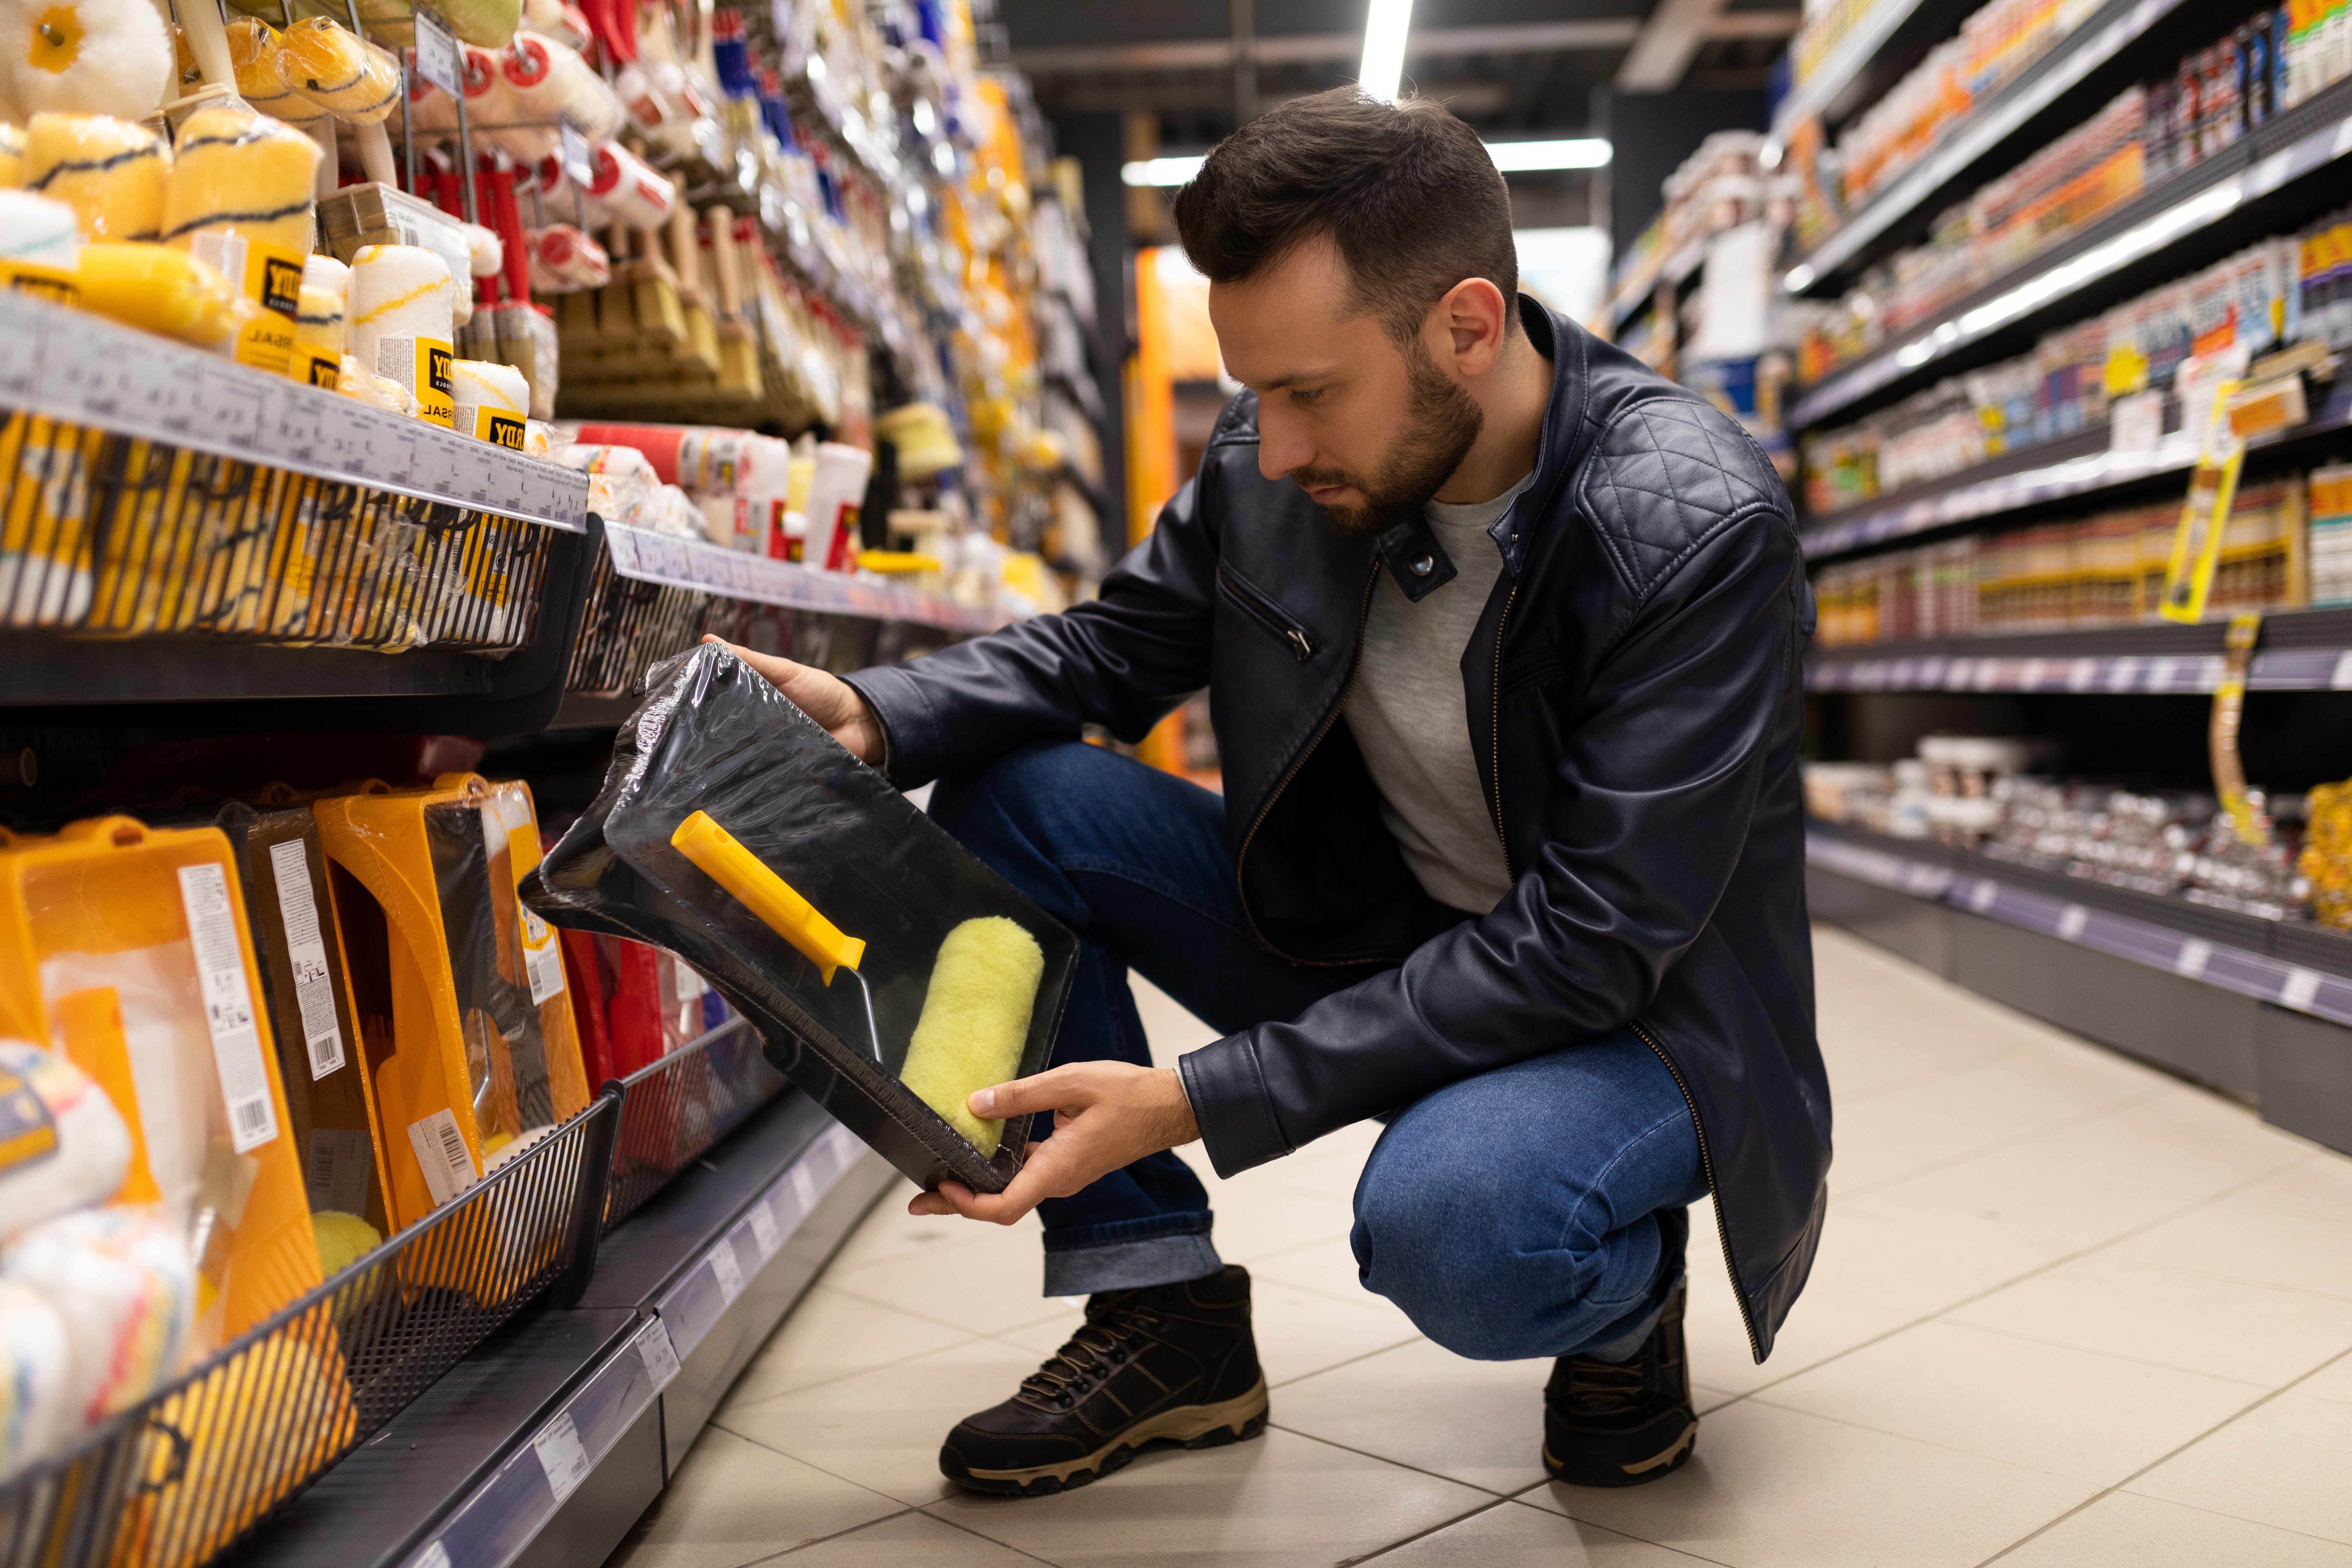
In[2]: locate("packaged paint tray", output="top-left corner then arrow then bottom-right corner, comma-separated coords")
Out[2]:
312,775 -> 592,1230
525,642 -> 1079,1194
0,816 -> 323,1354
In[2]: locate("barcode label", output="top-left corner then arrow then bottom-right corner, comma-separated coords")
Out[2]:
306,1126 -> 374,1215
747,1202 -> 779,1260
505,825 -> 566,1006
637,1318 -> 681,1392
268,838 -> 348,1078
411,6 -> 460,93
406,1108 -> 477,1206
177,862 -> 279,1153
531,1408 -> 592,1505
709,1241 -> 745,1306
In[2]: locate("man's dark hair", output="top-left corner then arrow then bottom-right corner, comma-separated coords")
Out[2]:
1172,88 -> 1519,345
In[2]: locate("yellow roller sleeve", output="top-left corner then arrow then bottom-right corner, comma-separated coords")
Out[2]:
671,810 -> 866,982
900,917 -> 1045,1157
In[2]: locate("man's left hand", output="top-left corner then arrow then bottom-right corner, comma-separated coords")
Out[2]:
910,1062 -> 1200,1225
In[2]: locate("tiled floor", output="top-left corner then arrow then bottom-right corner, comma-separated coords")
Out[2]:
606,926 -> 2352,1567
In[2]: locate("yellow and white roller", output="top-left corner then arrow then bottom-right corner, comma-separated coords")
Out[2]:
277,17 -> 400,121
0,122 -> 23,187
224,18 -> 321,124
348,242 -> 453,425
161,100 -> 318,255
73,241 -> 238,343
899,918 -> 1044,1157
0,0 -> 173,122
449,357 -> 526,444
22,112 -> 164,241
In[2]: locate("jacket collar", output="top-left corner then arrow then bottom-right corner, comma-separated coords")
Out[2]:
1372,295 -> 1588,593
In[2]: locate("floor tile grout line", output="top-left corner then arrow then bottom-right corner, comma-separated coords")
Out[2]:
1923,1310 -> 2333,1387
702,1409 -> 959,1513
1326,1495 -> 1519,1567
1261,1419 -> 1536,1499
738,1505 -> 921,1564
906,1504 -> 1071,1565
2119,1252 -> 2352,1307
1827,1082 -> 2174,1202
1502,1482 -> 1747,1568
1970,1342 -> 2352,1566
715,1328 -> 995,1415
1717,1156 -> 2329,1407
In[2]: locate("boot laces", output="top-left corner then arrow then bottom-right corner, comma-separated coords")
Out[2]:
1556,1352 -> 1652,1416
1015,1297 -> 1160,1412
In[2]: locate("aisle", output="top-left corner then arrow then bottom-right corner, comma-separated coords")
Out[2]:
606,927 -> 2352,1568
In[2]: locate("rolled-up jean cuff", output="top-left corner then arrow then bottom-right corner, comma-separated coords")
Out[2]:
1042,1234 -> 1225,1296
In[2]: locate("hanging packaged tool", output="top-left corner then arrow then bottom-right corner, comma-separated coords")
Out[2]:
525,642 -> 1078,1194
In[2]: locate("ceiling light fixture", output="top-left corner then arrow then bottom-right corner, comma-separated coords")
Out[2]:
1359,0 -> 1414,102
1123,138 -> 1611,187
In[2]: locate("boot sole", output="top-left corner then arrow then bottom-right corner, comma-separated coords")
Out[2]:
1542,1414 -> 1698,1488
944,1377 -> 1271,1497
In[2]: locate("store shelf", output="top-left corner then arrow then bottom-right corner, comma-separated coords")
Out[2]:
1791,76 -> 2352,429
1807,821 -> 2352,1141
1786,0 -> 2192,297
1771,0 -> 1936,144
601,523 -> 1011,636
0,293 -> 587,532
1799,381 -> 2352,561
230,1090 -> 894,1568
1806,604 -> 2352,692
1605,240 -> 1704,336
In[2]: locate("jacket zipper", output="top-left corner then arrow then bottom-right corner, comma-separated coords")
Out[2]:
1488,582 -> 1518,868
1486,592 -> 1765,1364
1234,562 -> 1383,964
1218,562 -> 1316,662
1627,1017 -> 1765,1363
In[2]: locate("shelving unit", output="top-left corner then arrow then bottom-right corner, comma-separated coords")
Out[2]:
1806,821 -> 2352,1149
1784,0 -> 2352,1160
1792,74 -> 2352,429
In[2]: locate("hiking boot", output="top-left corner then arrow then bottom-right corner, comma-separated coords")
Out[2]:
1541,1284 -> 1698,1487
939,1263 -> 1268,1496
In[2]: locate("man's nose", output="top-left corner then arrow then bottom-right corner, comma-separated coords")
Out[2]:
1257,415 -> 1312,483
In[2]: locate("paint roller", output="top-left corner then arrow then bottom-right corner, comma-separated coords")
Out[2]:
668,811 -> 1046,1157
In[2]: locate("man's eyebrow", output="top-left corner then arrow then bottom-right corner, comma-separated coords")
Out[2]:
1255,367 -> 1342,391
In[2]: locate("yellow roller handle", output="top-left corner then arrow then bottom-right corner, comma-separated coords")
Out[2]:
671,810 -> 866,982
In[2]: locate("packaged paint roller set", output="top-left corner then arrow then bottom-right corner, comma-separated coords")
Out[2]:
527,639 -> 1079,1192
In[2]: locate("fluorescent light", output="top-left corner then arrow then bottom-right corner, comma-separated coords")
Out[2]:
1121,135 -> 1612,188
1784,263 -> 1815,292
1123,155 -> 1207,187
1486,138 -> 1611,171
1360,0 -> 1414,102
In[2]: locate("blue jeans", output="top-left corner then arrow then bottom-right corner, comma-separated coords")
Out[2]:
927,740 -> 1707,1360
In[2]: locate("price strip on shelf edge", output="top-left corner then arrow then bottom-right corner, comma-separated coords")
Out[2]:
746,1200 -> 780,1261
412,8 -> 461,94
531,1408 -> 592,1506
708,1238 -> 746,1306
637,1317 -> 682,1393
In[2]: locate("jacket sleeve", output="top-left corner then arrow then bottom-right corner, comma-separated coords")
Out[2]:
840,477 -> 1221,788
1178,493 -> 1804,1175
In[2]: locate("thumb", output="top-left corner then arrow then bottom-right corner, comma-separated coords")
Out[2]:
969,1066 -> 1090,1121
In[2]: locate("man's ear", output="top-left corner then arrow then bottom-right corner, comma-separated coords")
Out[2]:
1435,277 -> 1511,377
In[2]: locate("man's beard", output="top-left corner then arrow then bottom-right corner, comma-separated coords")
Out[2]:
1290,345 -> 1484,538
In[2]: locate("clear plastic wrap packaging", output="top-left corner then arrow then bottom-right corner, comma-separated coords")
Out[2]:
310,775 -> 589,1230
0,817 -> 322,1357
525,642 -> 1078,1193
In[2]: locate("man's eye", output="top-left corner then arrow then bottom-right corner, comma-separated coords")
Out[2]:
1292,387 -> 1324,405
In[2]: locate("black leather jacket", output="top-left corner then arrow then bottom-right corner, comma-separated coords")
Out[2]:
846,299 -> 1828,1361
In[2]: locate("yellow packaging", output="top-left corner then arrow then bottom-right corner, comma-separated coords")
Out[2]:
186,232 -> 307,375
0,254 -> 78,306
0,817 -> 324,1353
311,775 -> 589,1231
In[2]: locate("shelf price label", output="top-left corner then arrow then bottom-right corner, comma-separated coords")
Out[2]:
531,1408 -> 592,1506
637,1318 -> 682,1393
709,1239 -> 746,1306
413,8 -> 461,94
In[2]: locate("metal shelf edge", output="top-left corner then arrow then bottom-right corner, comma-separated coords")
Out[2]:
1805,829 -> 2352,1028
1771,0 -> 1934,144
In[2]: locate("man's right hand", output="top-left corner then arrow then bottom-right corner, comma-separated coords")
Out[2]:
704,636 -> 886,766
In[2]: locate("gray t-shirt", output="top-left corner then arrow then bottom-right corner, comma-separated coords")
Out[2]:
1343,470 -> 1535,914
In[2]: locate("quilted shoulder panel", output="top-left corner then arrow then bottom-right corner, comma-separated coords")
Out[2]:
1578,392 -> 1789,597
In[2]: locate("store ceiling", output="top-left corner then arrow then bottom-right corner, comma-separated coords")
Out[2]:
995,0 -> 1794,138
994,0 -> 1793,229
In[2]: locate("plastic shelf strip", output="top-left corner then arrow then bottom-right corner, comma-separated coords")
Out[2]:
652,1120 -> 866,1366
1807,647 -> 2352,693
1786,0 -> 2188,292
601,521 -> 1011,635
1792,94 -> 2352,429
0,291 -> 588,533
394,1316 -> 678,1568
1806,831 -> 2352,1027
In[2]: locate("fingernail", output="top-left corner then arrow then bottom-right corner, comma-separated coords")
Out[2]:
969,1087 -> 995,1115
